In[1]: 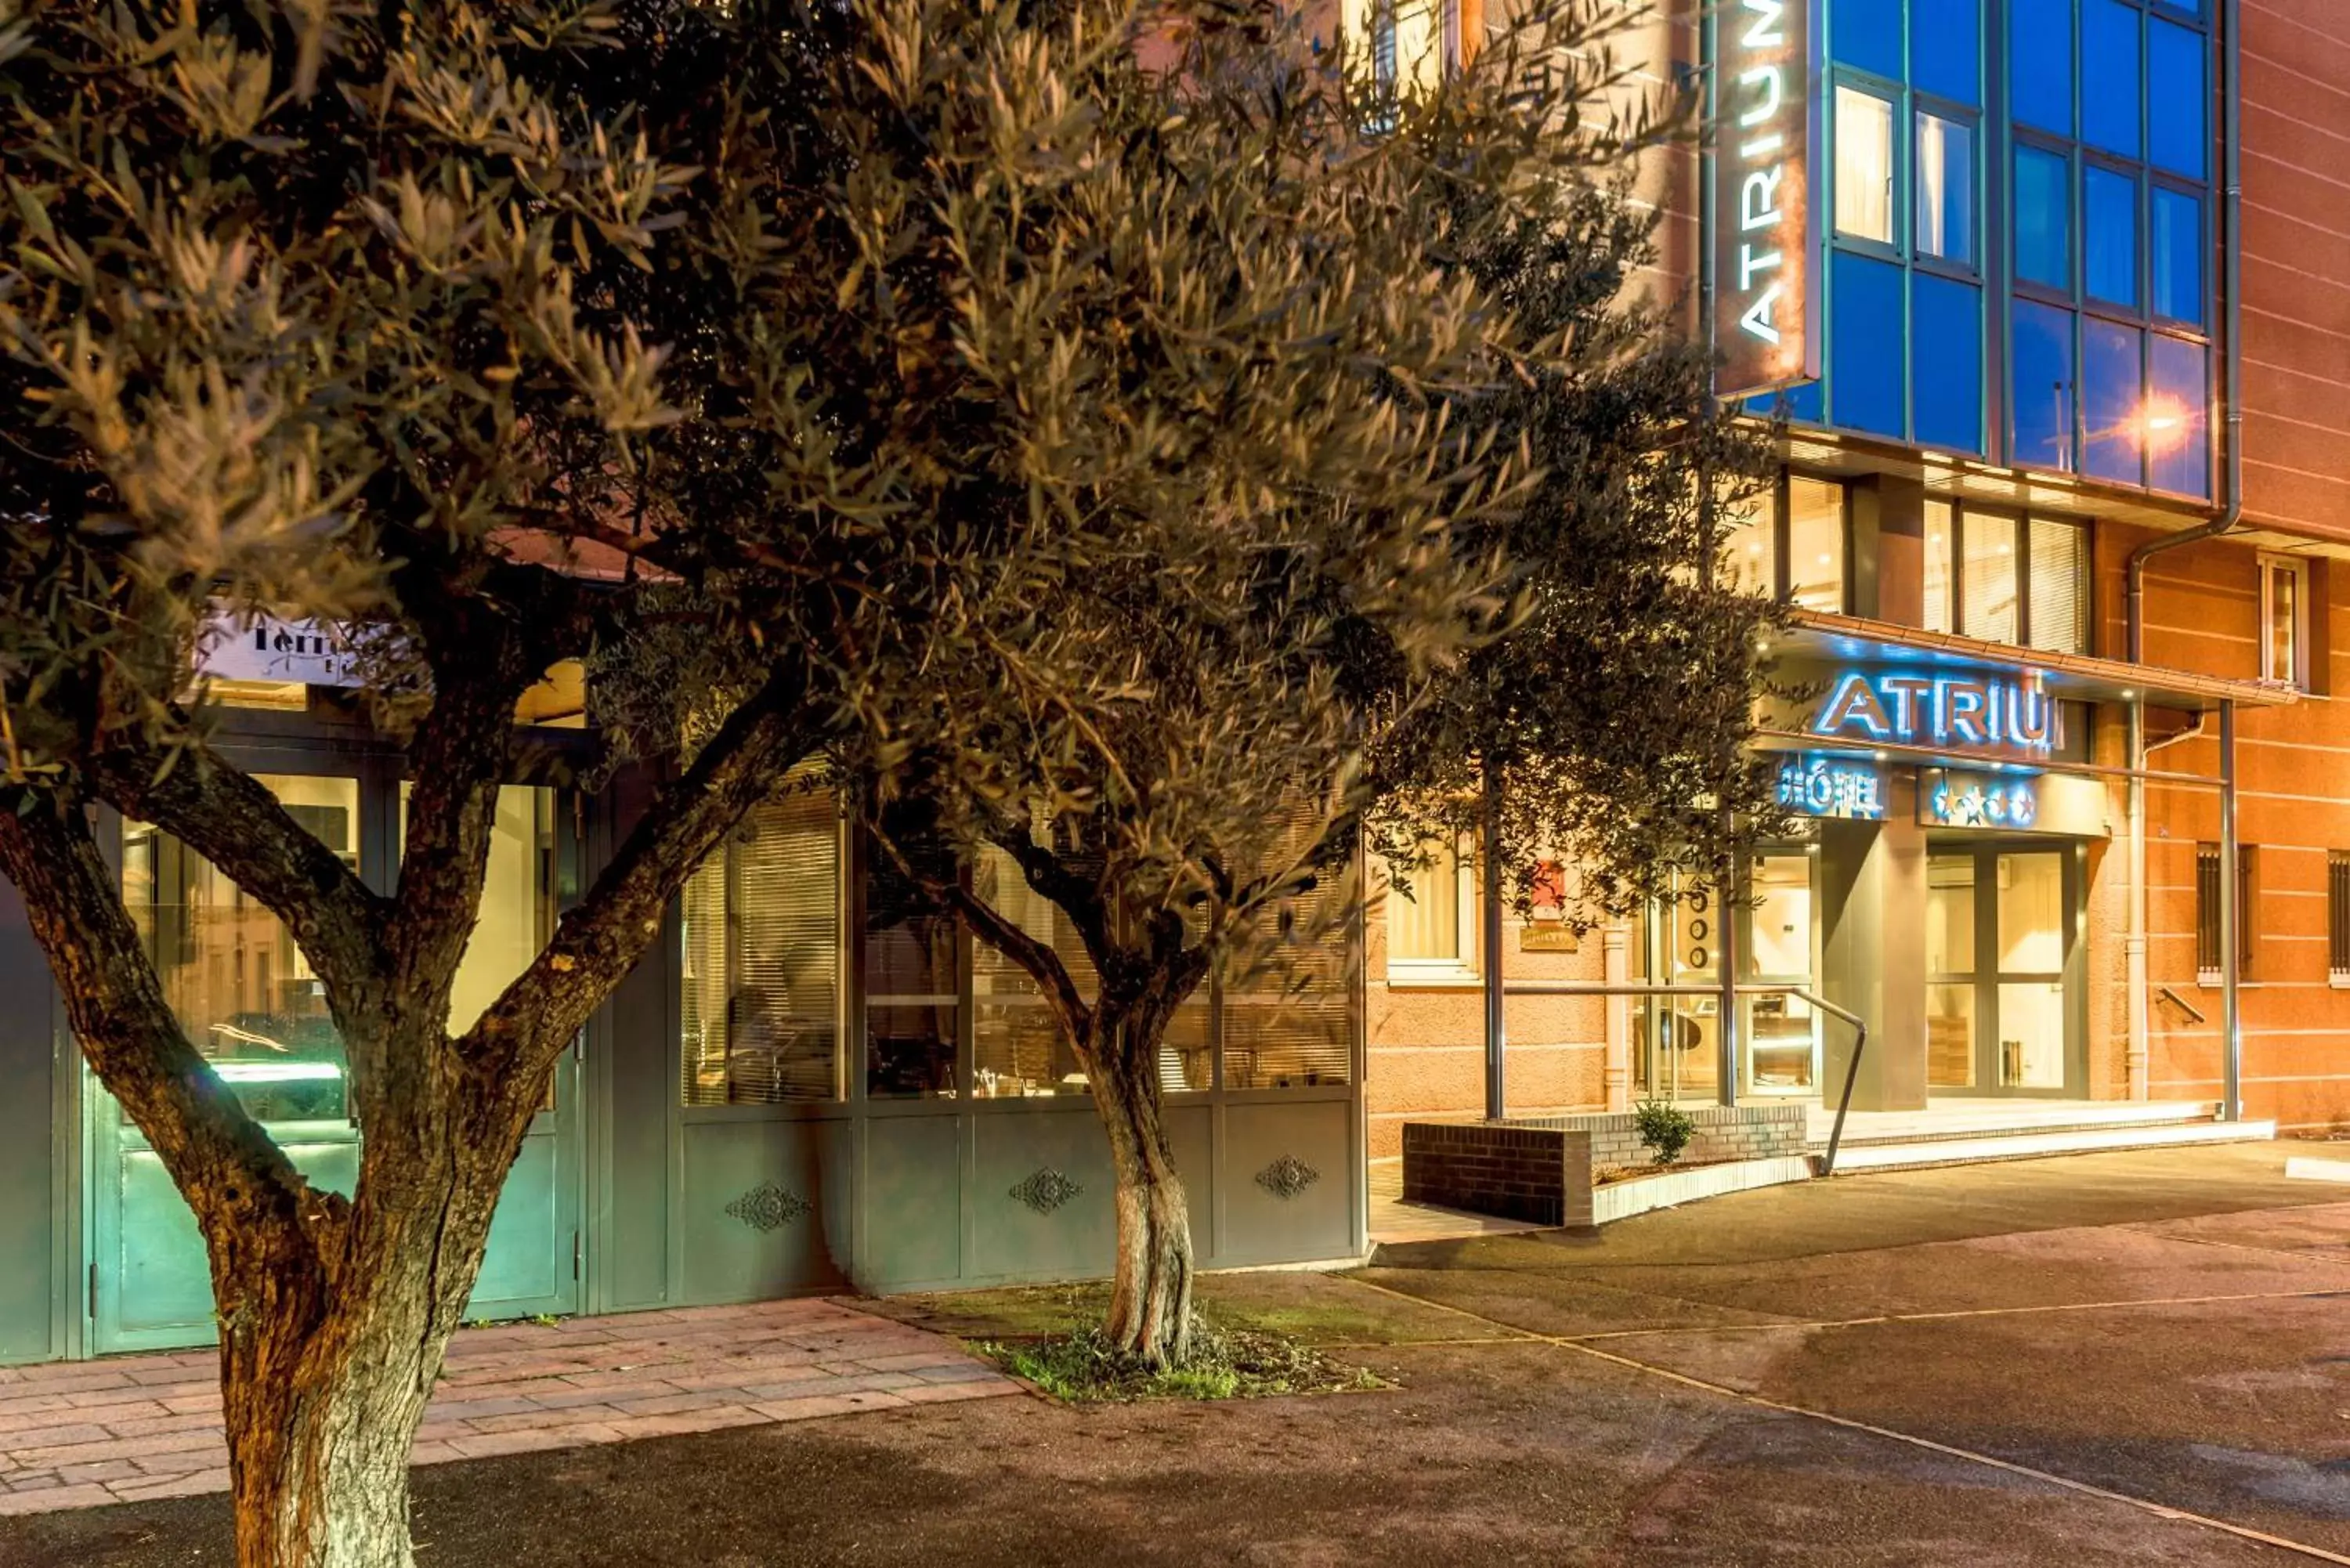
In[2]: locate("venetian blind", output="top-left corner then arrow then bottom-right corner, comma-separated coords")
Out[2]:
1222,809 -> 1357,1089
679,779 -> 841,1106
970,843 -> 1099,1097
2026,517 -> 2090,655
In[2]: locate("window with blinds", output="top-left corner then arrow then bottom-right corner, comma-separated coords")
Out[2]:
679,782 -> 842,1106
2026,517 -> 2091,655
2330,854 -> 2350,981
1223,813 -> 1358,1090
864,844 -> 960,1099
1959,512 -> 2019,643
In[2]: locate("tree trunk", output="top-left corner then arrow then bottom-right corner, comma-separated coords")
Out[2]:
1090,1024 -> 1195,1367
212,1127 -> 514,1568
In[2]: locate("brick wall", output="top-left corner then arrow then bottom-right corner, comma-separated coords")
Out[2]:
1401,1122 -> 1593,1227
1509,1104 -> 1810,1171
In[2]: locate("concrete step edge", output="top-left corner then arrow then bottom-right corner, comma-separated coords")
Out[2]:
1818,1120 -> 2276,1174
1816,1116 -> 2222,1149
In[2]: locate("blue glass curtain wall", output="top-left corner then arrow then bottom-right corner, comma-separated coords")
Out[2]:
1760,0 -> 2218,499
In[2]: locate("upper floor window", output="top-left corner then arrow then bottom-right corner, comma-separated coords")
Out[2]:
1836,86 -> 1896,244
1723,475 -> 1849,613
2261,555 -> 2310,688
1921,500 -> 2090,654
1386,836 -> 1478,984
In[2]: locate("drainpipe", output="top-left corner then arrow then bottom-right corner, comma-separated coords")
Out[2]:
2124,0 -> 2243,1118
1482,767 -> 1506,1122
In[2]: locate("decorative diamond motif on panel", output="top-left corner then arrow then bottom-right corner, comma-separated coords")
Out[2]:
725,1181 -> 813,1233
1255,1154 -> 1321,1201
1009,1167 -> 1083,1214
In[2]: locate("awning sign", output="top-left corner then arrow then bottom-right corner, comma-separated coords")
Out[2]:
1811,669 -> 2061,763
1774,755 -> 1885,820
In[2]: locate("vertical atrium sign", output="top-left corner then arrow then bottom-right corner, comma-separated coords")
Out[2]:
1712,0 -> 1818,399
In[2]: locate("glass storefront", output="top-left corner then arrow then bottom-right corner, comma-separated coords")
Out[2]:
1928,843 -> 2079,1094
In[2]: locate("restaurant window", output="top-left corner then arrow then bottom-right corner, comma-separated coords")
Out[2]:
1225,818 -> 1355,1090
679,778 -> 843,1106
2330,853 -> 2350,983
970,843 -> 1099,1098
2196,844 -> 2255,981
2261,555 -> 2309,689
1835,85 -> 1896,244
1721,486 -> 1776,598
1386,836 -> 1477,983
864,839 -> 960,1098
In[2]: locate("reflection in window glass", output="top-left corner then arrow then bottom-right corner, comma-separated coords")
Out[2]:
2081,0 -> 2142,157
2012,300 -> 2078,472
2082,317 -> 2144,486
1224,814 -> 1354,1090
1831,0 -> 1903,76
125,775 -> 360,1124
2149,334 -> 2210,496
679,782 -> 842,1106
2027,517 -> 2092,655
1831,251 -> 1905,438
2015,146 -> 2071,291
1913,274 -> 1984,453
1915,113 -> 1976,264
2010,0 -> 2073,135
2152,188 -> 2204,323
864,842 -> 960,1098
1961,512 -> 2020,644
442,787 -> 555,1036
2084,166 -> 2138,307
971,844 -> 1097,1097
2149,20 -> 2207,179
1913,0 -> 1981,106
1923,500 -> 1957,634
1835,87 -> 1895,243
1786,477 -> 1846,613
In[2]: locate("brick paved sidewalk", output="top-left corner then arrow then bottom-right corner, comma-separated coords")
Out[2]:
0,1298 -> 1023,1516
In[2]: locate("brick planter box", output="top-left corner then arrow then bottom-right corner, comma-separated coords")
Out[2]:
1401,1105 -> 1812,1228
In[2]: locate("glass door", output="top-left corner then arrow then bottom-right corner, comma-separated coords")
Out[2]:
1923,842 -> 2079,1097
1742,850 -> 1820,1096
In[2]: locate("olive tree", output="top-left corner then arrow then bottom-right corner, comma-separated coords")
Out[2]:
0,0 -> 1583,1559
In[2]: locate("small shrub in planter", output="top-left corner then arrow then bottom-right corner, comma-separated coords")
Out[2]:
1634,1100 -> 1697,1168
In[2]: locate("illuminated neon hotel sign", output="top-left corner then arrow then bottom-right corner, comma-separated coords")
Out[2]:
1713,0 -> 1818,399
1810,670 -> 2061,761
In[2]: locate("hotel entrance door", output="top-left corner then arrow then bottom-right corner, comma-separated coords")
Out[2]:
1925,844 -> 2081,1096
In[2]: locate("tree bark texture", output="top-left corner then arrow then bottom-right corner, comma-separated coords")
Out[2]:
1090,1031 -> 1195,1367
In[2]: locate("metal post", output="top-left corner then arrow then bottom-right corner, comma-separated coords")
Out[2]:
2219,699 -> 2243,1122
2127,697 -> 2149,1100
1716,847 -> 1741,1107
1482,768 -> 1506,1123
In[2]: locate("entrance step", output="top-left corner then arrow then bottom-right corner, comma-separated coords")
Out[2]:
1815,1116 -> 2275,1174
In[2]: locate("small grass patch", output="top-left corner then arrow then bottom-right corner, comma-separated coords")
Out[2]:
980,1319 -> 1383,1404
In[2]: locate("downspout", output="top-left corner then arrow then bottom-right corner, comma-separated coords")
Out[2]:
2124,0 -> 2243,1112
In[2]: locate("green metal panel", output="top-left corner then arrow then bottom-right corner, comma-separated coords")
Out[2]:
0,877 -> 60,1364
675,1115 -> 850,1305
858,1112 -> 961,1288
968,1106 -> 1118,1283
1217,1098 -> 1355,1266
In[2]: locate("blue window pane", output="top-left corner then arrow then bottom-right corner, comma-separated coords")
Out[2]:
2082,318 -> 2144,485
2011,0 -> 2073,136
1914,0 -> 1981,106
2149,334 -> 2211,495
2016,146 -> 2072,291
2012,301 -> 2077,471
2085,166 -> 2138,308
1748,382 -> 1826,425
1913,275 -> 1983,453
1916,113 -> 1976,265
2149,21 -> 2207,179
2153,187 -> 2204,324
1832,0 -> 1903,78
1832,251 -> 1906,437
2081,0 -> 2142,157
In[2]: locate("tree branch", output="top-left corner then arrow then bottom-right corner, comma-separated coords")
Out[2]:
83,735 -> 389,1006
875,826 -> 1096,1050
460,657 -> 824,1092
0,787 -> 337,1242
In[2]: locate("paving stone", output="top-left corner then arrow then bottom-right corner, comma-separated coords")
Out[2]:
895,1380 -> 1024,1405
108,1468 -> 230,1502
0,1483 -> 117,1516
461,1406 -> 625,1436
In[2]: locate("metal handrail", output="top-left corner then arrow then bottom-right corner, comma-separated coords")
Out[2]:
1499,981 -> 1871,1176
2154,985 -> 2208,1025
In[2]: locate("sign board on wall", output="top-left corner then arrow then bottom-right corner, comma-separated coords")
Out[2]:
195,612 -> 367,688
1809,668 -> 2062,764
1918,769 -> 2110,839
1712,0 -> 1820,399
1773,754 -> 1886,820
